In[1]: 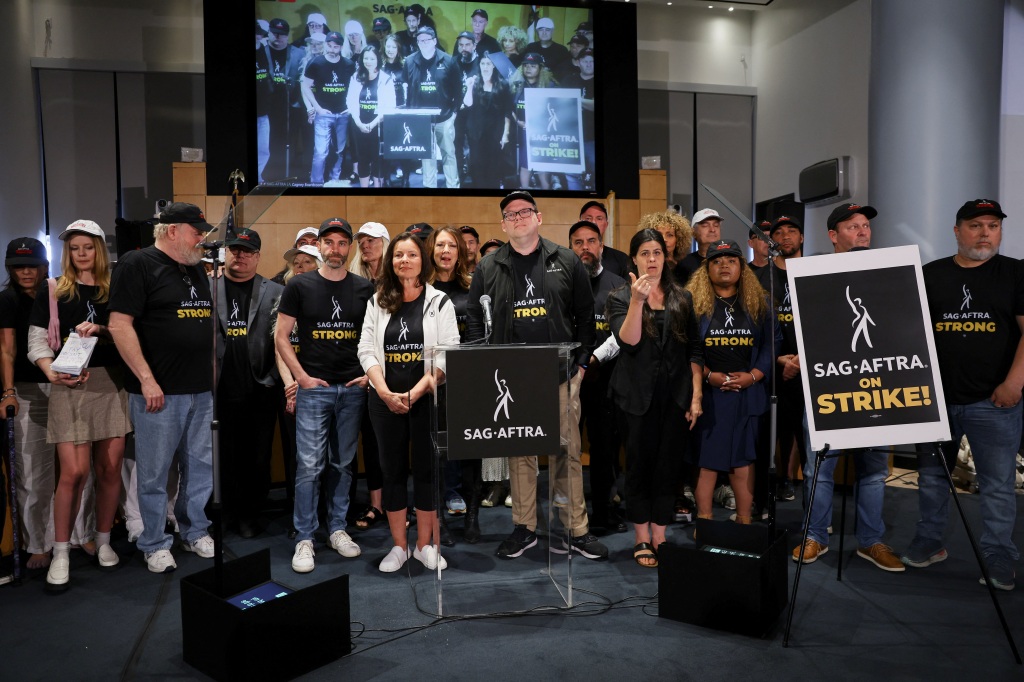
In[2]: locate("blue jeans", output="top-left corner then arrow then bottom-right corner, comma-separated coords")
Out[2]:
293,384 -> 366,542
131,393 -> 213,554
916,399 -> 1021,561
802,414 -> 889,547
257,114 -> 269,183
311,111 -> 350,184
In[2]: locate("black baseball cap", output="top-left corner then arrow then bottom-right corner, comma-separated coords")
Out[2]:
956,199 -> 1006,222
160,202 -> 214,232
457,31 -> 475,42
372,17 -> 391,32
522,52 -> 544,66
705,239 -> 744,263
500,190 -> 538,211
269,18 -> 289,36
472,9 -> 489,19
407,223 -> 435,239
749,220 -> 772,239
568,220 -> 602,241
225,227 -> 262,252
416,26 -> 436,40
319,217 -> 353,240
405,3 -> 426,18
459,225 -> 479,239
5,237 -> 48,266
325,31 -> 344,44
569,34 -> 588,47
771,215 -> 803,235
827,203 -> 877,232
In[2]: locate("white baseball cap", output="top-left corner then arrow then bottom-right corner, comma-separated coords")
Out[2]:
284,244 -> 324,263
692,208 -> 723,225
537,17 -> 555,30
59,219 -> 105,240
294,226 -> 319,245
355,222 -> 390,241
307,13 -> 327,26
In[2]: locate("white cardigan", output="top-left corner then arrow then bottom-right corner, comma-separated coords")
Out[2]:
357,283 -> 460,390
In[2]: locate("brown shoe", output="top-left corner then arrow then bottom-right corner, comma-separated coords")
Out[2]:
857,543 -> 906,572
791,538 -> 829,564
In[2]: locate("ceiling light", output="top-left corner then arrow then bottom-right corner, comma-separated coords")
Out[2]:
729,6 -> 735,10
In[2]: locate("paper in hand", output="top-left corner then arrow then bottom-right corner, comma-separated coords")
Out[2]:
51,333 -> 98,376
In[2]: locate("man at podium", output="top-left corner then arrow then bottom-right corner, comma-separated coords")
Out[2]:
466,191 -> 607,561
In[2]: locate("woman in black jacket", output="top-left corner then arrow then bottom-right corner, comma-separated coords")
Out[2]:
608,228 -> 703,568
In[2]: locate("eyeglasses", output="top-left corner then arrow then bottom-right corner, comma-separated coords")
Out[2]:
502,207 -> 537,222
228,246 -> 258,257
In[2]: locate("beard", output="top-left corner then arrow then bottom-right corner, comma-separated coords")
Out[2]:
176,241 -> 203,266
961,245 -> 997,262
580,252 -> 600,277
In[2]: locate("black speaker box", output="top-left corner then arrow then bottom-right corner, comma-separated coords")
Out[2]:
180,549 -> 351,680
658,520 -> 788,637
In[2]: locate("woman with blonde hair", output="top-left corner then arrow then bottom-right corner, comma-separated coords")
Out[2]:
27,220 -> 131,589
497,25 -> 528,69
686,239 -> 778,527
638,211 -> 692,269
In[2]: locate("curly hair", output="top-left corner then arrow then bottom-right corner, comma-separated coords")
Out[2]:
56,233 -> 111,303
626,229 -> 690,342
376,233 -> 433,314
497,25 -> 528,54
637,211 -> 692,264
427,226 -> 471,291
687,258 -> 768,324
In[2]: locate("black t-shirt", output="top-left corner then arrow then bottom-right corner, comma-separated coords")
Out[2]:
523,41 -> 570,75
356,75 -> 380,124
383,291 -> 425,393
0,287 -> 48,383
304,55 -> 355,113
108,246 -> 213,394
433,279 -> 468,340
592,268 -> 626,348
601,247 -> 631,280
28,283 -> 122,369
256,47 -> 272,117
277,271 -> 373,384
510,249 -> 550,343
560,72 -> 594,139
756,264 -> 797,356
924,254 -> 1024,404
221,277 -> 255,400
673,251 -> 704,286
703,298 -> 755,374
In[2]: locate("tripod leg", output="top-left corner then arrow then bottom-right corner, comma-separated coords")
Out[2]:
932,444 -> 1021,664
783,444 -> 830,647
837,452 -> 849,583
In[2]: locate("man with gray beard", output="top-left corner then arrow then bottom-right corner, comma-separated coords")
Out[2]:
108,202 -> 216,574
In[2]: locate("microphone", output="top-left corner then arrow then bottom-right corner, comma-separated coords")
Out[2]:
199,226 -> 222,251
479,294 -> 494,336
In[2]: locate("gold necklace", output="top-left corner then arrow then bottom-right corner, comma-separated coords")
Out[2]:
715,294 -> 738,313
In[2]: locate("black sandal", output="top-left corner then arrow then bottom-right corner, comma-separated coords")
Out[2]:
355,506 -> 383,530
633,542 -> 658,568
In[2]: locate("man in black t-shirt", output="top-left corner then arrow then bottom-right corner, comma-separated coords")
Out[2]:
561,49 -> 595,191
276,217 -> 374,574
302,31 -> 356,185
524,17 -> 570,76
454,31 -> 481,183
755,215 -> 804,501
403,26 -> 463,188
469,9 -> 502,60
264,18 -> 306,181
579,201 -> 630,279
569,220 -> 627,535
214,229 -> 284,538
465,191 -> 605,561
108,202 -> 216,575
905,199 -> 1024,590
674,208 -> 722,285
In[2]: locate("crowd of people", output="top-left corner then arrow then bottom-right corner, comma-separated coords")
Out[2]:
256,8 -> 595,190
1,195 -> 1020,593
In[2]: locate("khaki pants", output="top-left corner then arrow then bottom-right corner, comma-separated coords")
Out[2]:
509,372 -> 588,535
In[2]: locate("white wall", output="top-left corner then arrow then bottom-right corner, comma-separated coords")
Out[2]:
637,6 -> 753,88
750,0 -> 869,254
1002,0 -> 1024,258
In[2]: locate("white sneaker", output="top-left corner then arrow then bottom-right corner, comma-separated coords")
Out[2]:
329,530 -> 361,558
182,535 -> 215,558
379,545 -> 411,573
292,540 -> 316,573
413,544 -> 448,571
97,544 -> 119,569
713,484 -> 737,510
145,549 -> 177,573
46,550 -> 70,589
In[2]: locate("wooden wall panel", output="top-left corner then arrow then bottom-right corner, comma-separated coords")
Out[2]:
173,166 -> 667,280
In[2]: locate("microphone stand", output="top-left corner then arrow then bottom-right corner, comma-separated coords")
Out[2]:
750,221 -> 781,532
201,239 -> 225,594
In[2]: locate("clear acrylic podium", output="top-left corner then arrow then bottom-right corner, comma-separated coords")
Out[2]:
423,342 -> 581,616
